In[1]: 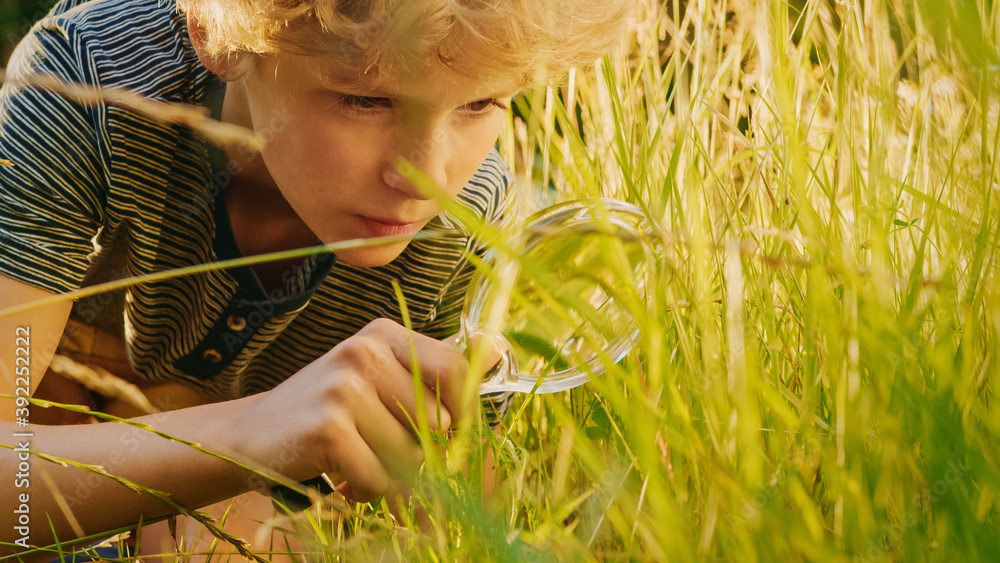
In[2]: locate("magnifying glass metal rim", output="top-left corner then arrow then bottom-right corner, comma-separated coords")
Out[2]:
465,198 -> 656,395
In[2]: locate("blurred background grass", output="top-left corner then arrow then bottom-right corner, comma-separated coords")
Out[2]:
0,0 -> 54,65
478,0 -> 1000,560
3,0 -> 1000,560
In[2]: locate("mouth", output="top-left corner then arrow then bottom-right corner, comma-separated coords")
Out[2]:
359,216 -> 426,238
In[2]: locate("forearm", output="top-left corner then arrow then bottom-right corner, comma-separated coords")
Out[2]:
0,394 -> 268,560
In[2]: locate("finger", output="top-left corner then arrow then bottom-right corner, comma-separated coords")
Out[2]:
440,332 -> 463,348
329,326 -> 453,431
374,359 -> 453,432
382,480 -> 416,523
330,425 -> 391,503
361,319 -> 470,424
347,332 -> 454,431
351,381 -> 426,480
463,332 -> 504,377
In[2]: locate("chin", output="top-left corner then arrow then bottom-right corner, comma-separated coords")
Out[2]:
333,243 -> 408,268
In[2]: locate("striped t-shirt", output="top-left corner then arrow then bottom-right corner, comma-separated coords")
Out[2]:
0,0 -> 512,420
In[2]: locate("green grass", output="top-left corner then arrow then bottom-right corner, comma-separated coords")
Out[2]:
459,0 -> 1000,560
5,0 -> 1000,560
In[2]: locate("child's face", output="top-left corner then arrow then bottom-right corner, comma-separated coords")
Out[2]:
238,53 -> 520,267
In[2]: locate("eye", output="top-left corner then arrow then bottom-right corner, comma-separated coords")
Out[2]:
339,94 -> 393,112
461,98 -> 509,119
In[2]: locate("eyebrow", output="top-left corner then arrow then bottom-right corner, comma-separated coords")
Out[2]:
314,63 -> 522,107
314,65 -> 396,94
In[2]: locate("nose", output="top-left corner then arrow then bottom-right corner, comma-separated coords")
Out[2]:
383,119 -> 451,201
382,163 -> 436,201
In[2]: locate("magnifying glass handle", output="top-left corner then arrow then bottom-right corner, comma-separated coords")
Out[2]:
271,475 -> 336,512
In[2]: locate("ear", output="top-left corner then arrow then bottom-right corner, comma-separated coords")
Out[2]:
186,12 -> 237,79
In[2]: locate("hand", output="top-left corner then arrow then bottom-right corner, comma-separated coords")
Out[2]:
246,318 -> 471,502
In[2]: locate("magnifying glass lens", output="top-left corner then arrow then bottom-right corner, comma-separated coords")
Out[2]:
466,199 -> 654,394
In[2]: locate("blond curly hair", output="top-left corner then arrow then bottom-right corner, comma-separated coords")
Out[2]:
177,0 -> 633,83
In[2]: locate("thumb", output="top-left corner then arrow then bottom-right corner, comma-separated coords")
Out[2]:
441,332 -> 464,349
444,331 -> 503,377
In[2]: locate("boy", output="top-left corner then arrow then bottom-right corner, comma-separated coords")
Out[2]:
0,0 -> 630,559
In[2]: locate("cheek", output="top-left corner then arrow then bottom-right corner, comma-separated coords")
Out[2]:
260,114 -> 382,193
449,119 -> 504,188
257,123 -> 315,194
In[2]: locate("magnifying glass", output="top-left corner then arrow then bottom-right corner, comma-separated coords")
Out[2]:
273,198 -> 657,510
463,197 -> 656,395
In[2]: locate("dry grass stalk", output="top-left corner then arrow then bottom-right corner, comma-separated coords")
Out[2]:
48,354 -> 159,415
0,69 -> 262,152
